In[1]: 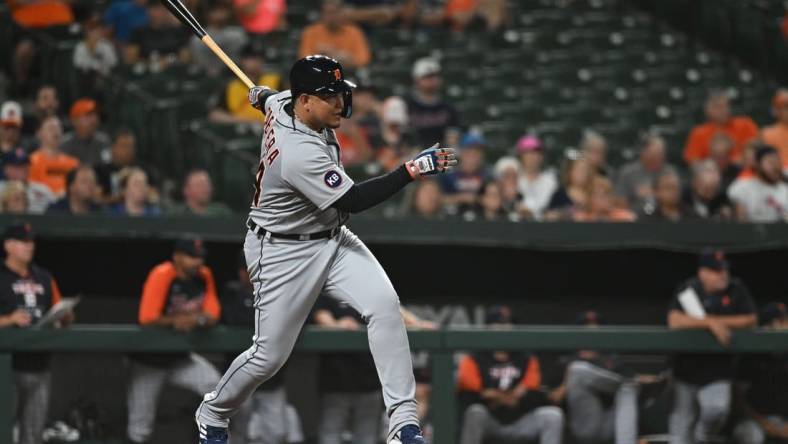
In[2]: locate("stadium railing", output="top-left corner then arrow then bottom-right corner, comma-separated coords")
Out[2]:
1,326 -> 786,443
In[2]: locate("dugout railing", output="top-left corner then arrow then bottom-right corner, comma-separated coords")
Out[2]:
1,326 -> 787,443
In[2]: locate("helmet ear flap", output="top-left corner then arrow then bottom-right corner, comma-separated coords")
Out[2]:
341,89 -> 353,118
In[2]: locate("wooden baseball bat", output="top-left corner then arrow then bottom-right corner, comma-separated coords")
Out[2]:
160,0 -> 255,89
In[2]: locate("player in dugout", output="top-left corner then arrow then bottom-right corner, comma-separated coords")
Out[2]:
126,236 -> 222,444
0,223 -> 74,444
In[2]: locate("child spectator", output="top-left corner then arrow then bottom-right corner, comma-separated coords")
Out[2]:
60,98 -> 111,165
468,181 -> 507,221
408,179 -> 444,219
406,58 -> 461,148
668,249 -> 757,444
298,0 -> 371,69
684,90 -> 759,165
109,167 -> 160,216
516,135 -> 557,220
728,145 -> 788,222
29,117 -> 80,197
572,176 -> 636,222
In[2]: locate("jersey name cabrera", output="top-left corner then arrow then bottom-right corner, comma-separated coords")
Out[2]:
248,91 -> 353,234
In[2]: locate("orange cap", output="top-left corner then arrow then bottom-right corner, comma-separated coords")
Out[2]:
69,98 -> 97,119
773,89 -> 788,109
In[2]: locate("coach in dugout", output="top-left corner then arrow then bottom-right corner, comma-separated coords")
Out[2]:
668,248 -> 757,444
458,305 -> 564,444
0,223 -> 74,444
126,237 -> 222,444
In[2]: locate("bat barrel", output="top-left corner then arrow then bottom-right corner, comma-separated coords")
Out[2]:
160,0 -> 207,38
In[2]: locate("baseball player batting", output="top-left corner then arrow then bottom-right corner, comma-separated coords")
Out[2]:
195,54 -> 457,444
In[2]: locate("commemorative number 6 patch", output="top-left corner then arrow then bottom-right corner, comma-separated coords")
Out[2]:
324,170 -> 343,188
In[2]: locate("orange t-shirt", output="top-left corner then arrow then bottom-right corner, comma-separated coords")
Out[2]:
457,354 -> 541,393
445,0 -> 477,15
762,124 -> 788,167
28,150 -> 80,196
138,262 -> 221,325
10,0 -> 74,28
298,23 -> 371,67
683,117 -> 759,164
233,0 -> 286,34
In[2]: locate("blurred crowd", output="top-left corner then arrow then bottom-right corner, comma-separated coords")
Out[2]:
2,0 -> 788,223
1,223 -> 787,444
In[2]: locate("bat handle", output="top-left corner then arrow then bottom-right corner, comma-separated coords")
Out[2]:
201,35 -> 256,89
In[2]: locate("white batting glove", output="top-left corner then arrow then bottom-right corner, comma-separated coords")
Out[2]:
248,85 -> 272,110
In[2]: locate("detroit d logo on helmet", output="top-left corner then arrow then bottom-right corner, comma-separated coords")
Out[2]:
324,170 -> 342,188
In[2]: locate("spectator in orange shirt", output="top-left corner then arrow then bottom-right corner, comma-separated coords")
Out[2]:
761,89 -> 788,168
684,89 -> 759,165
443,0 -> 508,32
458,305 -> 564,444
298,0 -> 371,69
233,0 -> 287,35
572,176 -> 636,222
126,237 -> 221,444
28,117 -> 79,197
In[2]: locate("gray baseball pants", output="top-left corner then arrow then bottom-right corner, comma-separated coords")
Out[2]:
12,370 -> 50,444
460,404 -> 564,444
197,227 -> 419,442
566,360 -> 639,444
127,354 -> 221,443
669,380 -> 731,444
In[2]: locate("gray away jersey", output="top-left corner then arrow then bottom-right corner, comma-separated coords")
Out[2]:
248,91 -> 354,234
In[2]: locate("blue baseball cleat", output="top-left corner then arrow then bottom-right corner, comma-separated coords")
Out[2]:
197,421 -> 228,444
389,424 -> 427,444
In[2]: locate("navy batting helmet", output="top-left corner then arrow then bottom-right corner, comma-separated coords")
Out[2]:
289,55 -> 356,118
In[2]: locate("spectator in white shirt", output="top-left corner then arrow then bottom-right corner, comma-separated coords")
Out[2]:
728,145 -> 788,222
516,135 -> 557,220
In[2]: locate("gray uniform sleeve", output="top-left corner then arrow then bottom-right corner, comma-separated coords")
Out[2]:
282,142 -> 354,211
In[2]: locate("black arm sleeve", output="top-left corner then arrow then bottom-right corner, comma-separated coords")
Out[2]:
332,164 -> 413,214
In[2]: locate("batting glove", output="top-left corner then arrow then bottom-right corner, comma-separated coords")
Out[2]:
405,144 -> 458,179
248,85 -> 272,110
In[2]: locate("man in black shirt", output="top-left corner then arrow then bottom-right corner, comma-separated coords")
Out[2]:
667,248 -> 757,444
405,57 -> 461,148
125,2 -> 191,68
732,302 -> 788,444
0,223 -> 74,444
312,295 -> 383,444
220,252 -> 303,444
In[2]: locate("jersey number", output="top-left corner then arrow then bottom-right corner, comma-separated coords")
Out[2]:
253,147 -> 279,207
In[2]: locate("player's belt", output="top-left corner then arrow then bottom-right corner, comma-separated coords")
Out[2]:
246,218 -> 341,241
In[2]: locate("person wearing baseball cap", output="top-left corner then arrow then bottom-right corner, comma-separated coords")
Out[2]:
439,131 -> 490,214
1,101 -> 24,154
728,144 -> 788,222
761,89 -> 788,168
516,134 -> 558,220
127,235 -> 221,444
59,98 -> 111,165
406,57 -> 460,148
667,248 -> 757,443
0,222 -> 74,444
457,304 -> 564,444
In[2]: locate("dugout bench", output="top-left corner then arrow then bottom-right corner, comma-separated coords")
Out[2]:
1,326 -> 787,443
